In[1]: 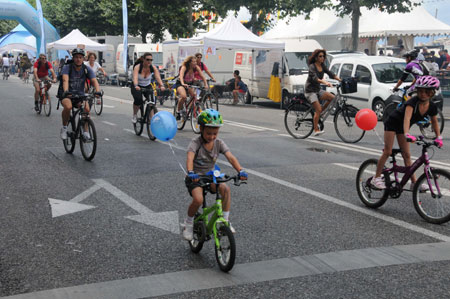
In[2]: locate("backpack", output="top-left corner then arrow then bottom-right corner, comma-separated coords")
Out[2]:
38,61 -> 50,70
419,61 -> 436,76
57,61 -> 89,100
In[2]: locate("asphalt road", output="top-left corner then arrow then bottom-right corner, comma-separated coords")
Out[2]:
1,75 -> 450,298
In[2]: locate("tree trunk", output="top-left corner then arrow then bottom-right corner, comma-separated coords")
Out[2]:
351,0 -> 360,51
187,0 -> 193,37
250,10 -> 258,35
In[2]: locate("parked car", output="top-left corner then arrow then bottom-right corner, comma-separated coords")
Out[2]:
326,56 -> 414,120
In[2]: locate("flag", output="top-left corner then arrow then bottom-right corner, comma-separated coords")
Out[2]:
36,0 -> 45,55
122,0 -> 128,72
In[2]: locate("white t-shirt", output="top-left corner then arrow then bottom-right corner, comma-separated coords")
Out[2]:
84,61 -> 102,73
2,57 -> 10,67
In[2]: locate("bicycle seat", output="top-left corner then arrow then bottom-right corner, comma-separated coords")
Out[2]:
391,148 -> 402,155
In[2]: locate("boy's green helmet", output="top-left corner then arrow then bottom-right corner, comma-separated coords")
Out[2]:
198,109 -> 223,127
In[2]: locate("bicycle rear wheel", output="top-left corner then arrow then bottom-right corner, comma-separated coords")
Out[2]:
190,102 -> 204,134
214,223 -> 236,272
419,109 -> 444,140
189,219 -> 206,253
284,104 -> 314,139
202,92 -> 219,111
413,169 -> 450,224
146,106 -> 157,141
334,105 -> 365,143
356,159 -> 389,208
63,119 -> 76,154
43,93 -> 51,117
173,98 -> 187,130
133,105 -> 144,136
94,96 -> 103,115
79,118 -> 97,161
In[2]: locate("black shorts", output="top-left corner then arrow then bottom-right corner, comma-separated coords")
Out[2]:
131,85 -> 151,106
185,176 -> 217,196
383,120 -> 404,134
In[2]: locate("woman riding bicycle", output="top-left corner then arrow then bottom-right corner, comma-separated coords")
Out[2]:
305,49 -> 341,136
371,76 -> 443,190
175,56 -> 207,120
131,52 -> 165,124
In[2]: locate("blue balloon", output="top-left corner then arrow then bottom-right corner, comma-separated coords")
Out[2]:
150,111 -> 177,141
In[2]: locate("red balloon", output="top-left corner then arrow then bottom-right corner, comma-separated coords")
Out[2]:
355,108 -> 378,131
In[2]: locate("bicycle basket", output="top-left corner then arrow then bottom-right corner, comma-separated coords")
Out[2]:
341,77 -> 357,94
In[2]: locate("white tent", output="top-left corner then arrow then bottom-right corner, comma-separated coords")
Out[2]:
0,43 -> 36,54
179,17 -> 284,50
264,6 -> 450,52
47,29 -> 108,51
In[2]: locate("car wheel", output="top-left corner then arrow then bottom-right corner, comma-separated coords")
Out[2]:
372,98 -> 385,121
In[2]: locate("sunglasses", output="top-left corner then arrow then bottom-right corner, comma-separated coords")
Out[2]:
146,58 -> 153,61
196,56 -> 202,58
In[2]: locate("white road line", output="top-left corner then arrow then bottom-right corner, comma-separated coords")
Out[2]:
333,163 -> 360,171
103,95 -> 133,104
103,104 -> 115,108
134,136 -> 450,242
224,120 -> 279,132
101,121 -> 117,126
70,184 -> 102,203
278,133 -> 450,171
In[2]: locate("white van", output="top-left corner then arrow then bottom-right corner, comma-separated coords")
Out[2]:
116,43 -> 163,86
235,39 -> 322,106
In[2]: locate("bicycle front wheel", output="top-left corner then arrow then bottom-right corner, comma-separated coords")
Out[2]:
37,94 -> 43,115
202,92 -> 219,111
334,105 -> 365,143
419,109 -> 444,140
356,159 -> 389,208
94,96 -> 103,115
79,118 -> 97,161
43,93 -> 51,117
190,102 -> 204,134
133,105 -> 144,136
413,168 -> 450,224
214,224 -> 236,272
63,119 -> 76,154
146,106 -> 157,141
284,104 -> 314,139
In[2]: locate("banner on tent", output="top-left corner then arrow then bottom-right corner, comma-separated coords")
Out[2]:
204,46 -> 216,55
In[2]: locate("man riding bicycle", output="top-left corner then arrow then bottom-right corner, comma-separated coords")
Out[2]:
33,54 -> 57,111
60,48 -> 101,140
393,50 -> 424,97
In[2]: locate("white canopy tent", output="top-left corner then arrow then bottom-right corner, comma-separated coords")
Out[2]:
264,6 -> 450,52
179,16 -> 284,50
0,43 -> 36,56
47,29 -> 108,51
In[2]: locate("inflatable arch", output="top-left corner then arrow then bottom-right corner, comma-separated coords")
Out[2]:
0,0 -> 59,54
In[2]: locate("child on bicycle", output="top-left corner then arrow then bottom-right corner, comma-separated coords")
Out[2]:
371,76 -> 443,190
182,109 -> 248,241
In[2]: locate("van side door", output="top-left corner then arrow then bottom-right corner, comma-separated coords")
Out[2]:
354,64 -> 372,102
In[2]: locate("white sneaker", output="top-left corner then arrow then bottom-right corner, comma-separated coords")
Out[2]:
82,131 -> 91,140
419,183 -> 430,192
132,114 -> 137,124
228,222 -> 236,234
371,176 -> 386,189
182,220 -> 193,241
60,126 -> 68,140
313,130 -> 325,136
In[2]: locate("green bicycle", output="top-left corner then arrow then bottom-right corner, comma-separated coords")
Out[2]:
188,167 -> 246,272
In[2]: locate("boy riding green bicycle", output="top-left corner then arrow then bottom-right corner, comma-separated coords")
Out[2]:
182,109 -> 248,241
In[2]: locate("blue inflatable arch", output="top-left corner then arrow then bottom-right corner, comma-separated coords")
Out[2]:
0,0 -> 59,54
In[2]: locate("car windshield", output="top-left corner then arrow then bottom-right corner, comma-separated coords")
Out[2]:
285,52 -> 310,75
372,62 -> 413,83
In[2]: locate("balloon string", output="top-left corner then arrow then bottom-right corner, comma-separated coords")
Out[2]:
168,140 -> 187,175
373,128 -> 384,144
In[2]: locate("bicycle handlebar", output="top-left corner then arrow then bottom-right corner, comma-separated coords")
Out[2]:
197,174 -> 248,187
406,135 -> 441,148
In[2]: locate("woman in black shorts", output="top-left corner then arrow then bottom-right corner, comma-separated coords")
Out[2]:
371,76 -> 443,190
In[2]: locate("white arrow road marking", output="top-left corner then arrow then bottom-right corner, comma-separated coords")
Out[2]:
92,179 -> 180,234
48,198 -> 95,218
